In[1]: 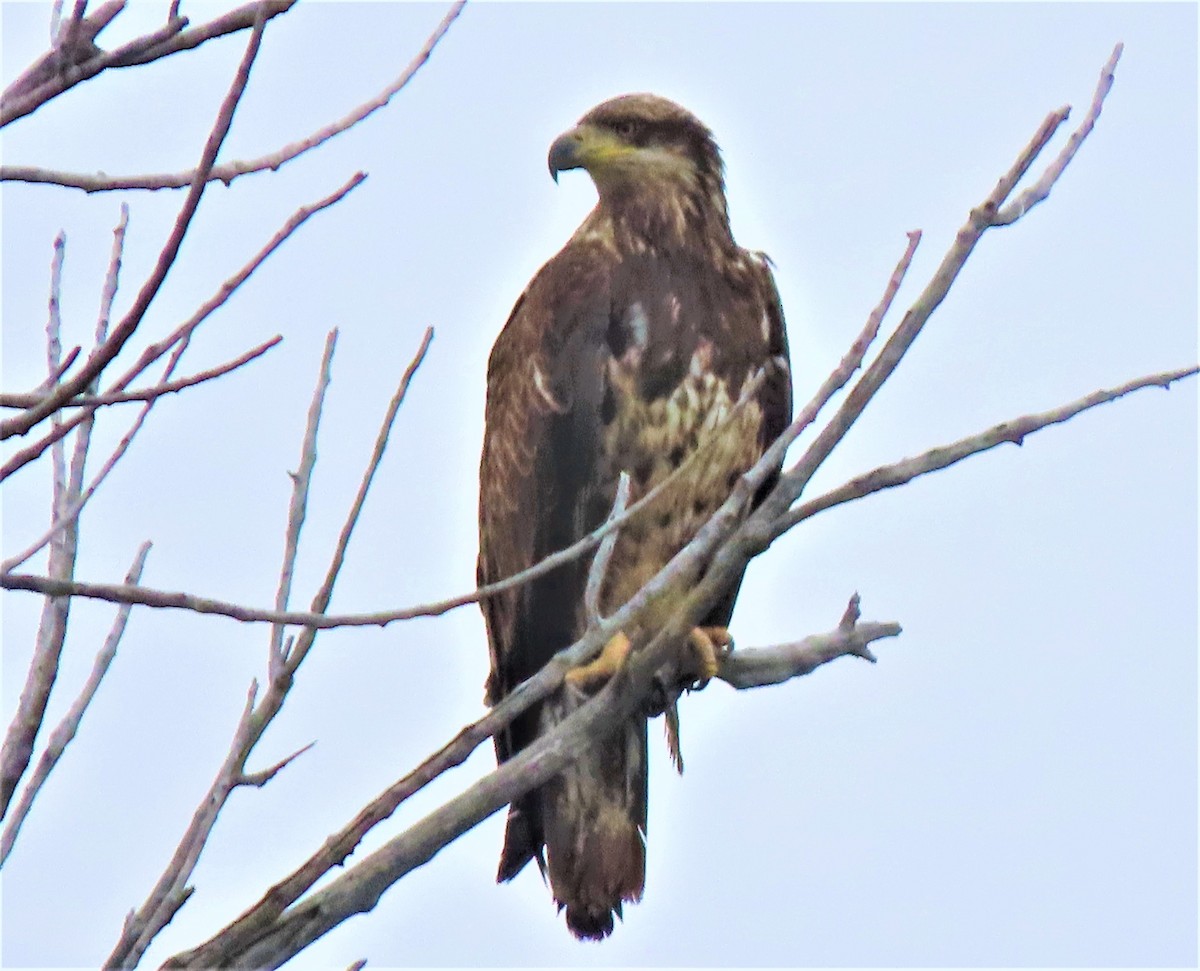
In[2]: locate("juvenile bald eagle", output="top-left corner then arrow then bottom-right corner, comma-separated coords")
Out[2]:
478,94 -> 792,940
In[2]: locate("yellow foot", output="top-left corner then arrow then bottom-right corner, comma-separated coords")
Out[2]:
687,626 -> 733,687
565,631 -> 632,691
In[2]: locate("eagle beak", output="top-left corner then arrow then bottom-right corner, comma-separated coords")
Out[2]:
548,129 -> 585,183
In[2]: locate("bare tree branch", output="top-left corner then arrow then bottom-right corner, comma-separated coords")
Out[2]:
110,326 -> 433,968
269,328 -> 337,669
103,328 -> 338,971
165,599 -> 898,969
0,336 -> 281,410
1,1 -> 298,128
235,740 -> 316,789
780,364 -> 1200,533
0,9 -> 269,448
0,542 -> 151,866
1,1 -> 466,193
994,43 -> 1123,225
585,471 -> 631,626
718,594 -> 898,688
0,234 -> 76,820
1,13 -> 188,127
0,173 -> 363,573
3,0 -> 122,105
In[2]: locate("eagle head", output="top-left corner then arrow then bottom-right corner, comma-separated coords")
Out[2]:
547,93 -> 726,218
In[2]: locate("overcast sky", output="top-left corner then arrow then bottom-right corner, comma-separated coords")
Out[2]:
2,2 -> 1196,968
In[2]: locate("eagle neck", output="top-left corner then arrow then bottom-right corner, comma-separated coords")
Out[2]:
594,177 -> 735,262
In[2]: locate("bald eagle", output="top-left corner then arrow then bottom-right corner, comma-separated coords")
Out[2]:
478,94 -> 792,939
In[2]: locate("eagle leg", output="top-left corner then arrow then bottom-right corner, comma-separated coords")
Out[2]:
564,631 -> 632,692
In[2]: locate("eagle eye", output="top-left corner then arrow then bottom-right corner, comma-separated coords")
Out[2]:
614,120 -> 638,140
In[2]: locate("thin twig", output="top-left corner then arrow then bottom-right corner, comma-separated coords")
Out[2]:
0,542 -> 151,866
105,680 -> 261,969
236,740 -> 316,788
0,336 -> 282,410
1,1 -> 465,193
270,329 -> 338,673
994,44 -> 1123,226
584,471 -> 630,626
780,364 -> 1200,533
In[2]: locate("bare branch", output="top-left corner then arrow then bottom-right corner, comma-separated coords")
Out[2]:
104,329 -> 340,969
1,1 -> 465,193
1,9 -> 269,448
1,13 -> 187,127
585,471 -> 630,626
1,2 -> 298,128
0,542 -> 151,866
165,600 -> 898,969
1,172 -> 364,552
236,740 -> 316,789
0,235 -> 77,821
0,336 -> 282,410
112,326 -> 433,967
761,104 -> 1080,528
104,679 -> 262,969
780,364 -> 1200,534
3,0 -> 122,105
994,43 -> 1124,225
109,0 -> 295,67
718,595 -> 899,688
270,329 -> 338,669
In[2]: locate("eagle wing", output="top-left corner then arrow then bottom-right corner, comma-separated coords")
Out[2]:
477,240 -> 621,880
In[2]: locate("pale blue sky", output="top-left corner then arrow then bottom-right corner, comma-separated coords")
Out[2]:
2,3 -> 1196,967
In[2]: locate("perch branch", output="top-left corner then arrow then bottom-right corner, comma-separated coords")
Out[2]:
165,598 -> 897,969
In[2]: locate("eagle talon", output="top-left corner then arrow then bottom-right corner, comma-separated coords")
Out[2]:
686,626 -> 733,689
565,631 -> 632,693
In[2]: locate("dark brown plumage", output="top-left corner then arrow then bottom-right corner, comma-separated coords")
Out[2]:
477,93 -> 792,940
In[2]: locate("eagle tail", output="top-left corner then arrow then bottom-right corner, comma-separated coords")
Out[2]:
542,720 -> 648,941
